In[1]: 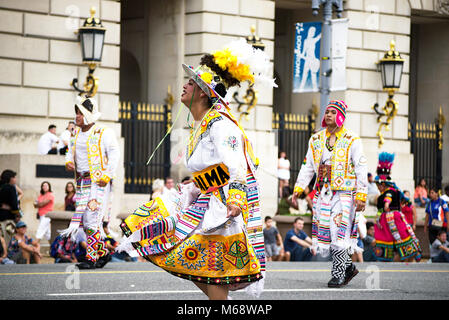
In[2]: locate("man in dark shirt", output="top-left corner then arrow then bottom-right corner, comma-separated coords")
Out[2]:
362,222 -> 377,262
0,170 -> 21,245
283,217 -> 314,261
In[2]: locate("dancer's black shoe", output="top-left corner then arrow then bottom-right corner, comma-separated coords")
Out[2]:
327,276 -> 345,288
96,253 -> 112,268
76,260 -> 96,270
344,264 -> 359,285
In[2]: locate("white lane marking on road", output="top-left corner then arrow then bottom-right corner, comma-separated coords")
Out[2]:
48,288 -> 390,296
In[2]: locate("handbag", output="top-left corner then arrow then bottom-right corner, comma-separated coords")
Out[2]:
431,219 -> 443,227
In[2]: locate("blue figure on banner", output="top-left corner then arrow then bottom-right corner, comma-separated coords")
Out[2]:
293,22 -> 322,93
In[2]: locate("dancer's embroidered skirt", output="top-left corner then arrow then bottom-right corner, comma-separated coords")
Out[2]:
374,211 -> 421,261
119,173 -> 265,294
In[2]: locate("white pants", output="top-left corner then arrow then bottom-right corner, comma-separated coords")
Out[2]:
82,183 -> 111,231
36,216 -> 51,240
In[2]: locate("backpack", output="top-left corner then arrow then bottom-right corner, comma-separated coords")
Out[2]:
50,235 -> 62,259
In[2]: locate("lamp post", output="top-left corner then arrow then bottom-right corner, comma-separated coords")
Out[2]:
71,7 -> 106,97
372,40 -> 404,147
311,0 -> 344,126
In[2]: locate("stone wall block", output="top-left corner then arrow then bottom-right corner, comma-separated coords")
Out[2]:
50,0 -> 100,19
257,19 -> 274,40
0,0 -> 49,13
361,70 -> 383,91
24,13 -> 78,40
344,90 -> 377,113
186,12 -> 221,33
364,0 -> 395,14
100,0 -> 120,22
0,58 -> 22,85
0,86 -> 48,116
185,0 -> 239,15
239,0 -> 275,20
0,9 -> 23,33
50,40 -> 82,64
0,34 -> 49,61
221,15 -> 257,37
24,61 -> 78,90
346,49 -> 378,70
363,31 -> 395,51
103,21 -> 120,45
48,90 -> 79,118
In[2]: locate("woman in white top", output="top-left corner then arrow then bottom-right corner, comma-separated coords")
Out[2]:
278,151 -> 290,198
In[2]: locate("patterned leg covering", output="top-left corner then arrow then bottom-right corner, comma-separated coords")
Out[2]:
85,229 -> 107,263
345,249 -> 353,269
331,248 -> 348,279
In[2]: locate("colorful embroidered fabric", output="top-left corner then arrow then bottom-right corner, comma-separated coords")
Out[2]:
120,171 -> 264,285
227,182 -> 248,215
374,210 -> 422,261
70,124 -> 110,183
310,127 -> 366,194
60,175 -> 106,239
193,163 -> 230,194
85,228 -> 107,263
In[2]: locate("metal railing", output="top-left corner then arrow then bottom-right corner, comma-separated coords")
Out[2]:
119,101 -> 172,194
409,120 -> 443,190
272,112 -> 315,188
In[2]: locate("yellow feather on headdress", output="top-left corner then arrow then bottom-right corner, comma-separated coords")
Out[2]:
212,48 -> 255,85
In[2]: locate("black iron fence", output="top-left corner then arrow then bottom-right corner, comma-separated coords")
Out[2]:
119,101 -> 172,194
409,120 -> 443,190
272,112 -> 315,188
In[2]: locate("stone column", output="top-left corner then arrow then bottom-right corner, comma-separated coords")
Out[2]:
343,0 -> 414,192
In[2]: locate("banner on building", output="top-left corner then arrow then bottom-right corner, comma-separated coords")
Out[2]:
330,18 -> 348,91
292,21 -> 322,93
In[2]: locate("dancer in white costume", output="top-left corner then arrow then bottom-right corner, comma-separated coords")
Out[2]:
62,96 -> 120,269
292,100 -> 368,287
117,39 -> 276,300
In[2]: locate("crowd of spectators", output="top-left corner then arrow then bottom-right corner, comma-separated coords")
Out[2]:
37,122 -> 75,156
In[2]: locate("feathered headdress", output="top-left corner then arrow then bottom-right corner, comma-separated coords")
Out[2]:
375,152 -> 395,183
182,38 -> 277,106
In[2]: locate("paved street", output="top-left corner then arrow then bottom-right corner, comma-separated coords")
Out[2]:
1,261 -> 448,300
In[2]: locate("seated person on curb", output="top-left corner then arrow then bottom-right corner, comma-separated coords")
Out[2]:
362,222 -> 377,262
283,217 -> 315,261
277,186 -> 298,215
263,216 -> 286,261
55,236 -> 78,263
103,222 -> 118,255
0,234 -> 14,264
74,230 -> 87,263
7,221 -> 41,264
430,229 -> 449,263
367,172 -> 380,206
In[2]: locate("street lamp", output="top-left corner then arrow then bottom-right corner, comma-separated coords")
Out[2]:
71,7 -> 106,97
372,40 -> 404,147
378,40 -> 404,93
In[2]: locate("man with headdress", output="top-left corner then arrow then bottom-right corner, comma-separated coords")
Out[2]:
61,96 -> 120,269
292,100 -> 368,288
373,152 -> 421,262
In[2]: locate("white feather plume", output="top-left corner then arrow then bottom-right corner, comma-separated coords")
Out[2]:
221,38 -> 278,89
